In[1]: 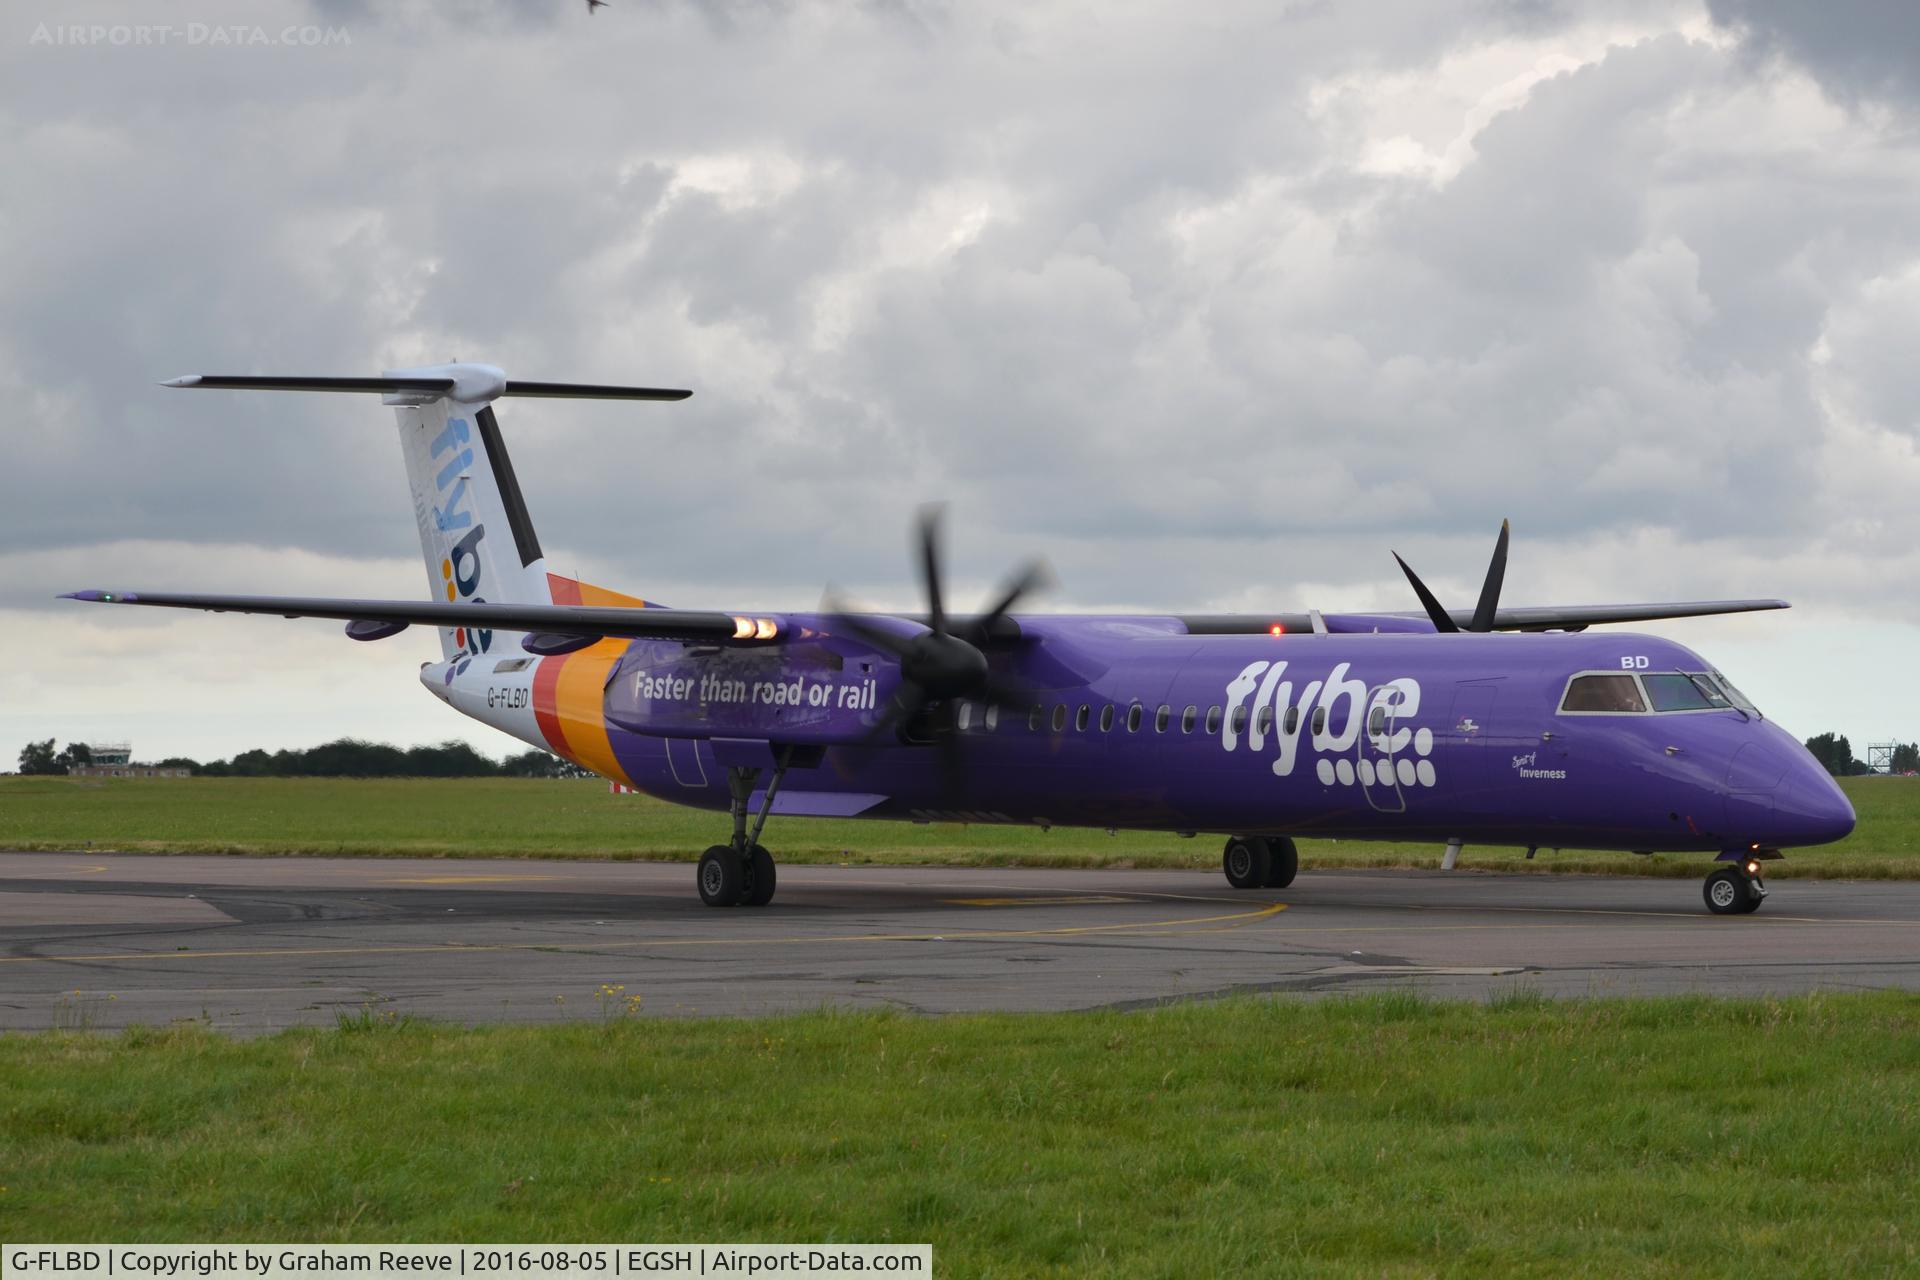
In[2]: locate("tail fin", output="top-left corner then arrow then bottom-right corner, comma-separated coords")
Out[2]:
390,370 -> 551,660
161,363 -> 691,662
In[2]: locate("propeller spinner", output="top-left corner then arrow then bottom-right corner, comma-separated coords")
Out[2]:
822,508 -> 1050,774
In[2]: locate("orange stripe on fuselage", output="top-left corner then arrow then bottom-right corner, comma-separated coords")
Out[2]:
532,651 -> 568,753
547,573 -> 652,609
530,573 -> 649,785
549,640 -> 631,786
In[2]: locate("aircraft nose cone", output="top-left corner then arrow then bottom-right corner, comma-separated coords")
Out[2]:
1773,758 -> 1856,847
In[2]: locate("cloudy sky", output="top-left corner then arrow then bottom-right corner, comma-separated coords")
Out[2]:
4,0 -> 1918,765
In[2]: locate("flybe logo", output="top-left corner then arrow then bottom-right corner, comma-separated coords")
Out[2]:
430,416 -> 491,657
1220,660 -> 1438,790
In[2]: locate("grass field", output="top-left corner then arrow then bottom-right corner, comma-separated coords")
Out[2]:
1,774 -> 1915,878
3,994 -> 1915,1274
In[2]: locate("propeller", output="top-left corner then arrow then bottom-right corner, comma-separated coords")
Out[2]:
822,507 -> 1050,790
1392,519 -> 1511,634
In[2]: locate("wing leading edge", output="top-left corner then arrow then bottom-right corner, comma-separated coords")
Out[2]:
60,591 -> 782,645
62,590 -> 1789,647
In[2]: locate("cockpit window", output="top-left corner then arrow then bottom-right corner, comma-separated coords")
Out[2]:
1643,673 -> 1719,712
1681,673 -> 1734,709
1560,674 -> 1647,714
1683,673 -> 1732,706
1712,670 -> 1760,715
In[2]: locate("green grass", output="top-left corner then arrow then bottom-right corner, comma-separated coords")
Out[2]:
2,994 -> 1915,1275
0,775 -> 1915,878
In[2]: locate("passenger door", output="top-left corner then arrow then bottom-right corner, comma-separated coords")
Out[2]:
1358,685 -> 1408,813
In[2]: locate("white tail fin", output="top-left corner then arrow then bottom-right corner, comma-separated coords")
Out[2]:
387,365 -> 549,661
158,362 -> 692,661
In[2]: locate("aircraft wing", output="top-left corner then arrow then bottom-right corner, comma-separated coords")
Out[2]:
1466,599 -> 1790,631
1180,598 -> 1789,635
60,590 -> 783,645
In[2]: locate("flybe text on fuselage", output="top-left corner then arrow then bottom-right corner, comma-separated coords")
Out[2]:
430,415 -> 491,657
1217,660 -> 1437,789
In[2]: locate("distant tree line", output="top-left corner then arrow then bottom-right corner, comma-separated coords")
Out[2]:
15,740 -> 91,775
1804,733 -> 1919,776
14,737 -> 591,779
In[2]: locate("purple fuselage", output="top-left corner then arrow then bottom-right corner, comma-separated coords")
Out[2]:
578,618 -> 1853,855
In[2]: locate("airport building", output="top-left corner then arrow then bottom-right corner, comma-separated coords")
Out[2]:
67,742 -> 189,779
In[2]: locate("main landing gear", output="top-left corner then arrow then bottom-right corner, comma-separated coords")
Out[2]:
697,750 -> 794,908
1704,855 -> 1770,916
1222,835 -> 1299,890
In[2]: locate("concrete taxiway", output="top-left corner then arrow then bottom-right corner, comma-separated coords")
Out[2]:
1,851 -> 1915,1032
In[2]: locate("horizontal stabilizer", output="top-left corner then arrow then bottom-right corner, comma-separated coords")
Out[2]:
61,591 -> 781,646
161,366 -> 690,405
498,381 -> 692,400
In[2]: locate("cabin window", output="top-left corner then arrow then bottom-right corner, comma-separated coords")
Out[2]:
956,702 -> 973,732
1097,704 -> 1113,732
1029,705 -> 1043,732
1367,705 -> 1386,735
1181,705 -> 1198,734
1052,704 -> 1068,733
1229,706 -> 1248,735
1560,673 -> 1647,714
1127,703 -> 1144,733
1205,706 -> 1223,735
1155,704 -> 1171,733
1255,706 -> 1273,736
1310,706 -> 1326,735
984,705 -> 1000,732
1283,706 -> 1299,735
1076,704 -> 1091,732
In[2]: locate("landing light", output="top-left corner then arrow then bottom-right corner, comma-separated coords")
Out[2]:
1269,623 -> 1285,636
731,617 -> 755,640
754,618 -> 778,640
1745,860 -> 1760,876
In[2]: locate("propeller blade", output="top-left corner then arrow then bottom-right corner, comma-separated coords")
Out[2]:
972,559 -> 1053,638
1469,519 -> 1510,634
1393,552 -> 1460,634
819,592 -> 915,657
916,505 -> 947,636
861,680 -> 925,747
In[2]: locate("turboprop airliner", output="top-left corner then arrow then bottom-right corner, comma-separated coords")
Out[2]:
64,364 -> 1855,914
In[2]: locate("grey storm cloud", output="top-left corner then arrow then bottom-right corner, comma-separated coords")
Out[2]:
6,0 -> 1920,628
1710,0 -> 1920,104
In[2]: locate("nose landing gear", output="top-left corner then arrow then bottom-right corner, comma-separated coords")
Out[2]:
1703,858 -> 1768,915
